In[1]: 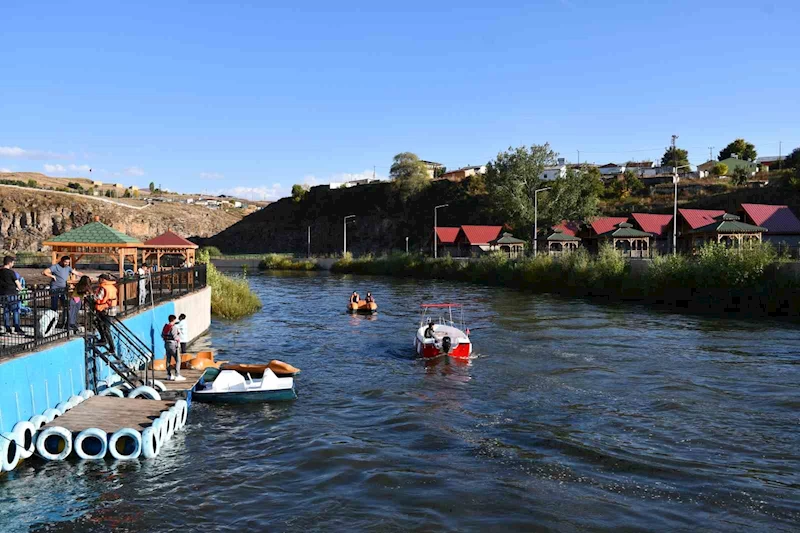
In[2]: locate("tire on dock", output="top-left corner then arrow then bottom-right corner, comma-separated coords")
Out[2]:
36,427 -> 73,461
74,428 -> 108,460
108,428 -> 142,460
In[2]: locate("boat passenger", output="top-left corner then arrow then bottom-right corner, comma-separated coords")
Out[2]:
365,292 -> 374,304
424,320 -> 435,339
350,291 -> 359,304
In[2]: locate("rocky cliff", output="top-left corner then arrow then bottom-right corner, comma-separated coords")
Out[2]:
201,180 -> 497,255
0,186 -> 243,252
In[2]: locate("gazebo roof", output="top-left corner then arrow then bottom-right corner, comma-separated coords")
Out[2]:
491,232 -> 526,245
547,229 -> 582,241
690,213 -> 767,234
610,222 -> 652,238
43,221 -> 141,246
143,230 -> 198,249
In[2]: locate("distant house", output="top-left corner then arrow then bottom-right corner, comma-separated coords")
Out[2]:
113,183 -> 124,189
233,200 -> 242,208
631,213 -> 674,253
454,225 -> 504,256
438,165 -> 486,182
756,156 -> 785,171
739,203 -> 800,247
421,160 -> 445,179
698,157 -> 757,178
435,227 -> 461,257
92,180 -> 104,187
541,158 -> 568,181
625,161 -> 658,177
128,185 -> 138,191
552,220 -> 581,237
599,163 -> 626,177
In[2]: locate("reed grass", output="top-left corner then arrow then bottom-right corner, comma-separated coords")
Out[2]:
258,254 -> 319,271
198,250 -> 262,319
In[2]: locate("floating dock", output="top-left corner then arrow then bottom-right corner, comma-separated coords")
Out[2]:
42,396 -> 175,434
152,368 -> 204,400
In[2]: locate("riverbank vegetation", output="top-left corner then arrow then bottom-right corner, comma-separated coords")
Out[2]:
198,250 -> 262,319
332,243 -> 800,316
258,254 -> 319,271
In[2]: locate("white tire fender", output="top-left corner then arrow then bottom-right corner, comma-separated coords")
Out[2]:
36,427 -> 73,461
108,428 -> 142,460
42,408 -> 61,422
98,387 -> 124,397
1,431 -> 22,471
141,427 -> 160,459
128,386 -> 162,401
12,421 -> 36,459
74,428 -> 108,460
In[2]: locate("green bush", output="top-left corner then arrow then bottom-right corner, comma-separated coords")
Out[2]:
197,250 -> 261,319
199,246 -> 223,258
258,254 -> 318,271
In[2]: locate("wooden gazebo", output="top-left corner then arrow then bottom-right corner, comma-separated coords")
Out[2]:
42,220 -> 141,277
547,229 -> 582,256
140,231 -> 198,269
489,232 -> 526,258
689,213 -> 766,250
602,222 -> 652,257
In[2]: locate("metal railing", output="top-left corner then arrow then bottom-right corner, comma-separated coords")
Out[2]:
0,264 -> 207,359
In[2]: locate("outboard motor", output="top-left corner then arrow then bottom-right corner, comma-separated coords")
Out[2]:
441,336 -> 452,354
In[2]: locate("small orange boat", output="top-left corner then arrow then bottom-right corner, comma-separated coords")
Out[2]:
347,300 -> 377,314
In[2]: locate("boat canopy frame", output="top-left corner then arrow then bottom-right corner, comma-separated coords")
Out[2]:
419,303 -> 466,331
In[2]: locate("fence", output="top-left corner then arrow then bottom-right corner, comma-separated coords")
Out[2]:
0,264 -> 207,359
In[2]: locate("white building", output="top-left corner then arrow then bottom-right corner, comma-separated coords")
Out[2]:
541,158 -> 568,180
598,163 -> 626,176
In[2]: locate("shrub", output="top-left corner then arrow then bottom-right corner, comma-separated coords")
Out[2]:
197,250 -> 261,319
199,246 -> 223,258
258,254 -> 318,271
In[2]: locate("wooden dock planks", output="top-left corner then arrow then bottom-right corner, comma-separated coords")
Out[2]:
42,396 -> 175,434
152,368 -> 204,392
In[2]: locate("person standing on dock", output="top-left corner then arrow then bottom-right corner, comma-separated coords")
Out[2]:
93,274 -> 118,353
162,315 -> 185,382
0,256 -> 25,336
137,264 -> 150,306
176,313 -> 188,355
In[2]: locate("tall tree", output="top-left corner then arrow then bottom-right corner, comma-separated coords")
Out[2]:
784,147 -> 800,169
149,181 -> 155,192
543,166 -> 601,225
731,166 -> 749,186
484,144 -> 557,235
291,184 -> 308,203
661,146 -> 689,169
390,152 -> 431,201
719,139 -> 757,161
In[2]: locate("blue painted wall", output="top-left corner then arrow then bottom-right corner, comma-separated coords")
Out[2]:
0,300 -> 176,433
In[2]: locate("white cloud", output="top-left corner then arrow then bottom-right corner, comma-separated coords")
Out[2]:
302,175 -> 319,187
69,164 -> 92,173
44,163 -> 67,173
0,168 -> 11,173
123,166 -> 145,176
215,184 -> 284,201
200,172 -> 224,180
43,163 -> 92,174
331,169 -> 385,182
1,146 -> 71,160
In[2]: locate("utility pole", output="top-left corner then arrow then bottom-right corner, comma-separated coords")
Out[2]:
708,146 -> 714,161
343,215 -> 355,256
779,141 -> 782,170
672,135 -> 679,256
405,237 -> 409,254
434,204 -> 448,258
307,226 -> 311,258
373,166 -> 376,180
534,187 -> 551,257
577,150 -> 580,165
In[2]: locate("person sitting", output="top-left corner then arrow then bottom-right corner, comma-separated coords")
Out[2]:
365,292 -> 374,304
424,320 -> 435,339
350,291 -> 359,304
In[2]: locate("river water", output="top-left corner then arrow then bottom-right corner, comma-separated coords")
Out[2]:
1,272 -> 799,532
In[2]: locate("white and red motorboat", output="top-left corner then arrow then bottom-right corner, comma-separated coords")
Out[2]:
414,303 -> 472,360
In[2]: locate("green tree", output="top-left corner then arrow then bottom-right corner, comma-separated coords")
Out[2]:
484,144 -> 557,234
784,147 -> 800,169
390,152 -> 431,201
661,146 -> 689,169
719,139 -> 757,162
149,181 -> 155,192
710,162 -> 728,177
26,179 -> 37,187
731,166 -> 749,185
433,166 -> 447,178
291,184 -> 308,203
622,170 -> 644,195
123,189 -> 132,198
543,167 -> 601,225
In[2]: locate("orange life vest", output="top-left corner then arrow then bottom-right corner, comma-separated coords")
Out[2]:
95,280 -> 118,312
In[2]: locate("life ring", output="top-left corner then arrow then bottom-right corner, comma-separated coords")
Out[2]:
29,415 -> 48,431
42,408 -> 61,422
141,427 -> 160,459
12,421 -> 36,459
175,400 -> 188,429
67,395 -> 84,408
1,432 -> 22,471
98,387 -> 124,397
36,427 -> 73,461
74,428 -> 108,460
128,386 -> 162,401
108,428 -> 142,460
145,379 -> 167,392
55,401 -> 70,415
79,389 -> 95,400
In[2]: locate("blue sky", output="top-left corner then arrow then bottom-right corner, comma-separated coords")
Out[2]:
2,1 -> 798,199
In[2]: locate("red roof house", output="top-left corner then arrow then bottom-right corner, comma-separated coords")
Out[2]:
553,220 -> 581,237
677,209 -> 726,230
589,217 -> 629,236
457,225 -> 504,245
739,204 -> 800,235
435,227 -> 460,244
631,213 -> 673,237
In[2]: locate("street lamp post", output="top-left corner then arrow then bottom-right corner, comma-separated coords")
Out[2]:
307,225 -> 311,259
343,215 -> 355,256
434,204 -> 448,258
406,236 -> 409,254
534,187 -> 551,257
671,164 -> 691,255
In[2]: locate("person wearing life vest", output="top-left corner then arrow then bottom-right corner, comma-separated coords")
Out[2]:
350,291 -> 359,304
365,292 -> 374,304
94,274 -> 118,353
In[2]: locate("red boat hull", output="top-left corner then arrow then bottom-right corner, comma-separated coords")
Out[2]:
415,338 -> 472,359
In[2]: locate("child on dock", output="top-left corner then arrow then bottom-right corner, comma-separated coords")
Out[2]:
176,313 -> 188,355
